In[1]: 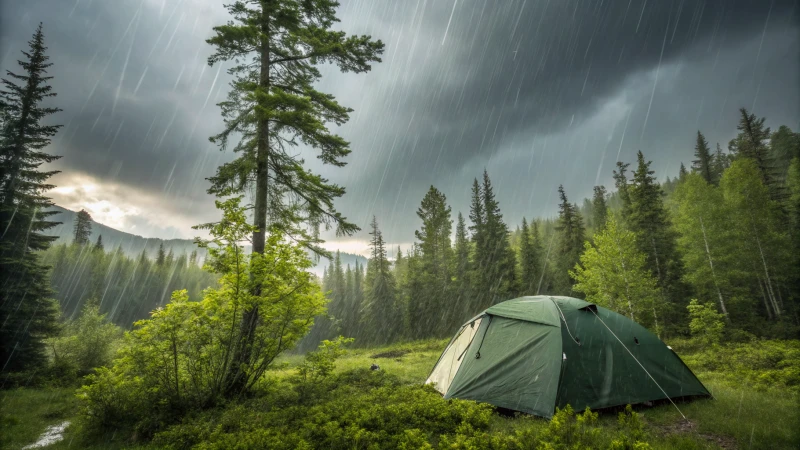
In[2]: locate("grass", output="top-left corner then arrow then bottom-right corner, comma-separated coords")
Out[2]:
0,386 -> 152,450
3,338 -> 799,449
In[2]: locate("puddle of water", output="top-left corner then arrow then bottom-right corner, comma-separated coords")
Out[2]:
21,421 -> 71,449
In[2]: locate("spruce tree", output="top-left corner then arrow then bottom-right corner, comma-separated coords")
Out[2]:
468,178 -> 486,310
770,126 -> 800,186
189,250 -> 198,267
554,185 -> 586,293
0,24 -> 62,372
94,235 -> 104,252
411,186 -> 453,336
591,186 -> 608,232
692,131 -> 714,184
711,143 -> 729,184
519,217 -> 541,295
678,163 -> 688,181
73,209 -> 92,245
155,243 -> 166,267
205,1 -> 384,391
480,171 -> 517,306
628,151 -> 686,329
453,212 -> 471,313
612,161 -> 632,219
362,216 -> 399,343
729,108 -> 782,200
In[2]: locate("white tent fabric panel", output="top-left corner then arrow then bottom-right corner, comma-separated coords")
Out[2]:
425,318 -> 483,394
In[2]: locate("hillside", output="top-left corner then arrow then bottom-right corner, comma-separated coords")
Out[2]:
45,205 -> 366,276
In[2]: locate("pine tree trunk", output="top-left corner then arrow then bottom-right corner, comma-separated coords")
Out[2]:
226,6 -> 270,397
699,216 -> 731,323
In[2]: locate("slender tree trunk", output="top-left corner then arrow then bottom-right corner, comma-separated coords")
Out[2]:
749,213 -> 781,317
757,276 -> 774,320
699,216 -> 730,323
227,5 -> 270,397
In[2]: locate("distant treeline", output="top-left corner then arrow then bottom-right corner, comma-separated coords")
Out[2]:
39,237 -> 217,327
301,108 -> 800,349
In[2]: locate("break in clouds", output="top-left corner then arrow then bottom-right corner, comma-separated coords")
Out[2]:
0,0 -> 797,254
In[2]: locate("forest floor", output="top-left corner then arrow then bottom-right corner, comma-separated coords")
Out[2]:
2,338 -> 798,449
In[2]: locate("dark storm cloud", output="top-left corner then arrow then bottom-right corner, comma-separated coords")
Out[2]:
1,0 -> 798,244
1,0 -> 231,227
324,0 -> 799,243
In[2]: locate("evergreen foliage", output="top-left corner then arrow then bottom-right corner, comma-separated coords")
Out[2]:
39,240 -> 217,327
409,186 -> 453,338
554,185 -> 585,294
72,209 -> 92,245
0,24 -> 62,373
518,217 -> 542,296
205,0 -> 384,393
362,216 -> 400,343
692,131 -> 714,184
591,185 -> 608,232
626,151 -> 687,330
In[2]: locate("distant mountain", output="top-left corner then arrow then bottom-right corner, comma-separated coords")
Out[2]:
313,251 -> 369,275
45,205 -> 367,276
45,205 -> 209,261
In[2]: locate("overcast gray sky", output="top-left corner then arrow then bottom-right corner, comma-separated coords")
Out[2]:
1,0 -> 798,257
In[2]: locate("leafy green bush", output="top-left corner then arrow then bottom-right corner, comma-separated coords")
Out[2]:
46,301 -> 123,382
152,364 -> 656,450
154,369 -> 496,450
681,339 -> 800,392
294,336 -> 353,401
77,198 -> 327,437
686,299 -> 725,345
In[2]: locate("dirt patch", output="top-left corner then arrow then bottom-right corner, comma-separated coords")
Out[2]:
659,419 -> 698,434
656,419 -> 737,449
699,433 -> 737,449
370,349 -> 410,358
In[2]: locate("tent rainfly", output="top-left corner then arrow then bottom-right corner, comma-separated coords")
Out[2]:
426,296 -> 711,418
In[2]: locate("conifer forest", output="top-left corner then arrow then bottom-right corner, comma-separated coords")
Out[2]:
1,1 -> 799,449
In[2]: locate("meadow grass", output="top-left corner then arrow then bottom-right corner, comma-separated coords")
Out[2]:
3,338 -> 799,449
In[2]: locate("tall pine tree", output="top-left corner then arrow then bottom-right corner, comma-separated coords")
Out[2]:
72,209 -> 92,245
627,151 -> 686,330
453,212 -> 471,319
0,24 -> 62,372
729,108 -> 782,201
591,186 -> 608,232
411,186 -> 453,337
613,161 -> 632,219
362,216 -> 399,343
205,0 -> 384,392
479,170 -> 517,307
554,185 -> 585,294
692,131 -> 714,184
519,217 -> 542,295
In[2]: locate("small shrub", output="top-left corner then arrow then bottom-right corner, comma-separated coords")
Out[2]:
46,302 -> 123,382
535,405 -> 600,449
294,336 -> 354,401
609,405 -> 651,450
686,299 -> 725,345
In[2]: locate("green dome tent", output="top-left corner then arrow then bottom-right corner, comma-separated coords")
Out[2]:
426,296 -> 710,418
